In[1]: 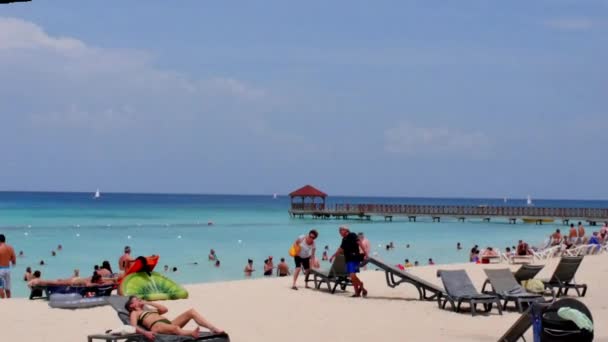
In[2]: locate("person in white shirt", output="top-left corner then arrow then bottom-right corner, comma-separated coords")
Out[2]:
291,229 -> 318,290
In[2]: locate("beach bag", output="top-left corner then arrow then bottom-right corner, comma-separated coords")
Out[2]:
522,279 -> 545,294
540,300 -> 593,342
541,310 -> 593,341
288,244 -> 300,257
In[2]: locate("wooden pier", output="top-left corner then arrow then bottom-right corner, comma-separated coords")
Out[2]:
287,185 -> 608,225
288,203 -> 608,225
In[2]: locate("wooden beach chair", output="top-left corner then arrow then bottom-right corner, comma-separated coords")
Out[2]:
305,254 -> 351,294
543,256 -> 587,297
481,268 -> 552,313
95,296 -> 230,342
436,269 -> 502,316
512,264 -> 544,285
366,257 -> 443,301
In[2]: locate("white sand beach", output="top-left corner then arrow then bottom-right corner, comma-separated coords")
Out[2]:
1,254 -> 606,342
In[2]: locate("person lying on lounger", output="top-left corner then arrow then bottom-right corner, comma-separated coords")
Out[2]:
124,296 -> 224,341
27,270 -> 114,287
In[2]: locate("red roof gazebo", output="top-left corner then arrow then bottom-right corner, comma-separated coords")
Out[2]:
289,185 -> 327,211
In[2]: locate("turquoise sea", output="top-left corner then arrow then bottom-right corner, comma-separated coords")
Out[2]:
1,191 -> 607,298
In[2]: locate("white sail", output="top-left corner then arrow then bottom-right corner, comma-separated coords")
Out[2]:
94,189 -> 101,199
526,195 -> 532,206
273,193 -> 278,199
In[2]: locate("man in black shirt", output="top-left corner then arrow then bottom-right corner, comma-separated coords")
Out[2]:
330,226 -> 368,297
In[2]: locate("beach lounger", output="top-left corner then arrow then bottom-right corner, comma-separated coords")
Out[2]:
509,255 -> 534,264
98,296 -> 230,342
436,269 -> 502,316
533,245 -> 561,260
366,257 -> 443,301
512,264 -> 543,285
564,244 -> 601,257
543,256 -> 587,297
30,284 -> 116,300
305,254 -> 351,294
481,268 -> 551,313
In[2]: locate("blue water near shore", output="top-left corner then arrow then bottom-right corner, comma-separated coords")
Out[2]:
1,191 -> 606,298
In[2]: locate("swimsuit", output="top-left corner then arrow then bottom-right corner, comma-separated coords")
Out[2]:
138,311 -> 171,329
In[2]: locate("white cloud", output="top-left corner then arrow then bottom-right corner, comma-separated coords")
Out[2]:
384,122 -> 490,157
544,18 -> 599,31
0,17 -> 269,132
0,17 -> 86,53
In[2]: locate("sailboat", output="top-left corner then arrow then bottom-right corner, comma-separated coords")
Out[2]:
273,193 -> 278,199
94,189 -> 101,199
522,195 -> 553,223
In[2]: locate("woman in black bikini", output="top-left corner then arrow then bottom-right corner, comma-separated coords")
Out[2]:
125,296 -> 224,341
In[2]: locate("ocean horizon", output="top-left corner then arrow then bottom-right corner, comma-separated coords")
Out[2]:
1,191 -> 607,298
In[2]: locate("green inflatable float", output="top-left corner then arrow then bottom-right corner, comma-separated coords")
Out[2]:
120,271 -> 188,301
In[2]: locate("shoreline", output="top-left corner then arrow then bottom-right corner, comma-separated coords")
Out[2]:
1,255 -> 606,341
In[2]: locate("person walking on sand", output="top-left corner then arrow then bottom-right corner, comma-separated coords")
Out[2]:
330,226 -> 368,298
118,246 -> 135,273
291,229 -> 318,290
0,234 -> 17,299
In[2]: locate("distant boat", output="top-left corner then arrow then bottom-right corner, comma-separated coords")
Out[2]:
503,197 -> 507,203
526,195 -> 533,206
94,189 -> 101,199
273,193 -> 278,199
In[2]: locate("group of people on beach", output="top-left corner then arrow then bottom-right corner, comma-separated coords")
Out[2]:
286,226 -> 370,297
549,222 -> 607,248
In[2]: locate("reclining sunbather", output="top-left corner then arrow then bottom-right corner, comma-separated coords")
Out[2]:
125,296 -> 224,341
27,270 -> 114,288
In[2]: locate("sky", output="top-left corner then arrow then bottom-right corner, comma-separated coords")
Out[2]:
0,1 -> 606,199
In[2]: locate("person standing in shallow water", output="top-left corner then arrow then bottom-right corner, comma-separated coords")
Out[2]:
118,246 -> 135,273
277,258 -> 290,277
331,226 -> 368,298
244,259 -> 254,277
291,229 -> 318,290
263,259 -> 273,276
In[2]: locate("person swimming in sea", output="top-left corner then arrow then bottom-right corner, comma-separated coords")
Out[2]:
24,267 -> 33,281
